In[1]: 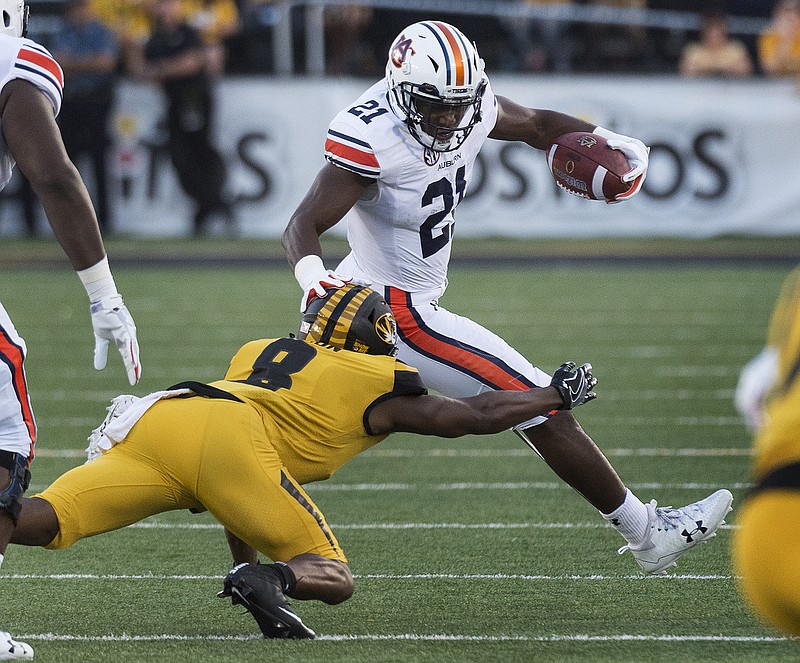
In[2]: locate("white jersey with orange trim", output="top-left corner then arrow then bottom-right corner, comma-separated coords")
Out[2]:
0,35 -> 62,458
0,302 -> 36,458
325,77 -> 498,294
322,77 -> 556,412
0,35 -> 64,190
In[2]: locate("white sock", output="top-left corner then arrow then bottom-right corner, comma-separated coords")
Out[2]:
601,489 -> 650,545
0,552 -> 4,568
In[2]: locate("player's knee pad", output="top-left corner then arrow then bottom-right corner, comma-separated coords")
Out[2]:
0,450 -> 31,525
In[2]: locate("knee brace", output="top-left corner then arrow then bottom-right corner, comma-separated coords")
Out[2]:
0,450 -> 31,525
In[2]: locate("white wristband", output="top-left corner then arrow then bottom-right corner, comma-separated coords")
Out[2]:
293,254 -> 326,290
77,256 -> 118,303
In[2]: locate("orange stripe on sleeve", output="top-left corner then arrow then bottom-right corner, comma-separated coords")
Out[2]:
325,138 -> 379,168
18,48 -> 64,87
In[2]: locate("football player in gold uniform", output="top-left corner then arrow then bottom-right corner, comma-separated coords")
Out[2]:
10,284 -> 598,639
734,267 -> 800,636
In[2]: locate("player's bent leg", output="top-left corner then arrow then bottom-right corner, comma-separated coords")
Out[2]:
284,553 -> 354,604
194,402 -> 347,564
734,490 -> 800,636
10,497 -> 59,546
519,412 -> 627,513
29,445 -> 194,549
387,290 -> 550,398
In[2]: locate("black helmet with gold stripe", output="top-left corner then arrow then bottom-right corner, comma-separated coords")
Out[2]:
298,284 -> 398,356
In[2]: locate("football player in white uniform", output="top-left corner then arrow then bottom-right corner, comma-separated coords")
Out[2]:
0,2 -> 140,657
283,21 -> 732,577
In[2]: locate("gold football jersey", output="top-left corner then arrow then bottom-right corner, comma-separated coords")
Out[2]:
209,338 -> 426,484
753,267 -> 800,477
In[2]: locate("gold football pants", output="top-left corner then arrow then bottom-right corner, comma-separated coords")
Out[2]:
733,490 -> 800,636
36,397 -> 346,563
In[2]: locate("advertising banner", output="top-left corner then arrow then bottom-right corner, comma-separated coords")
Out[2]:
2,76 -> 798,238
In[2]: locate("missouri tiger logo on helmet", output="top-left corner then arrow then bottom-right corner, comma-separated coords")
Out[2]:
299,284 -> 398,356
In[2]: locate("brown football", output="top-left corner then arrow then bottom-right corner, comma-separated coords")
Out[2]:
546,132 -> 632,201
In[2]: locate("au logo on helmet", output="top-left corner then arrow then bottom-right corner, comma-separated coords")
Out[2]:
390,36 -> 415,69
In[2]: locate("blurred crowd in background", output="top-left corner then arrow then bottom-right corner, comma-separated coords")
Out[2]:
5,0 -> 800,237
23,0 -> 800,78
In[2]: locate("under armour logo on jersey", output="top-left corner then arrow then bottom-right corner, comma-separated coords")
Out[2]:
681,521 -> 707,543
390,36 -> 415,69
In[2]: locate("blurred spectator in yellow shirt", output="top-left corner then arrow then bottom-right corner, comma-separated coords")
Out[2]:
679,11 -> 754,78
90,0 -> 154,45
182,0 -> 242,75
759,0 -> 800,77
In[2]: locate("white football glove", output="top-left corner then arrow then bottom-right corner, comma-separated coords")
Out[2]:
294,254 -> 352,312
90,294 -> 141,385
734,346 -> 779,431
593,126 -> 650,202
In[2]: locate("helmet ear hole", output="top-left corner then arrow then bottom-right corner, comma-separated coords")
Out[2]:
0,1 -> 27,37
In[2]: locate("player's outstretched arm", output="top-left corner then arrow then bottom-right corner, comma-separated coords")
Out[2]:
0,79 -> 141,384
369,362 -> 597,437
490,96 -> 648,198
489,96 -> 594,150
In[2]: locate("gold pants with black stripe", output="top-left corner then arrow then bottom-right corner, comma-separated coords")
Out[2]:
36,397 -> 346,563
734,486 -> 800,636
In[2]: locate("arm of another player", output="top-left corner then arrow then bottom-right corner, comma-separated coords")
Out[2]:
490,96 -> 649,199
0,79 -> 141,385
282,162 -> 372,310
368,362 -> 597,437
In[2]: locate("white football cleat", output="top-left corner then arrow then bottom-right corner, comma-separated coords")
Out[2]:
618,489 -> 734,574
0,631 -> 33,660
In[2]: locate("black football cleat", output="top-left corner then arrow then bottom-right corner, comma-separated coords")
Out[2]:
218,563 -> 316,639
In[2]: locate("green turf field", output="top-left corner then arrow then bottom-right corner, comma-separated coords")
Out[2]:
0,257 -> 797,662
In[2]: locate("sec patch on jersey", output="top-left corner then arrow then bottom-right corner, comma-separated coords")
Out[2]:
546,132 -> 631,202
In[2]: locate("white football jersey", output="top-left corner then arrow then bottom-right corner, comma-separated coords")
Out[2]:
326,78 -> 498,293
0,35 -> 64,190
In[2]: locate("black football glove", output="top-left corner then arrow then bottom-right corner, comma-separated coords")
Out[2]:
217,563 -> 315,639
550,362 -> 598,409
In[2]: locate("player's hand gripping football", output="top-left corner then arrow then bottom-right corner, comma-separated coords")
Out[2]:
593,127 -> 650,202
550,362 -> 597,409
293,254 -> 352,312
90,294 -> 141,385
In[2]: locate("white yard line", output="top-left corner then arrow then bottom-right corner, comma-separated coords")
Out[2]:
15,632 -> 791,643
4,572 -> 737,581
1,521 -> 739,532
